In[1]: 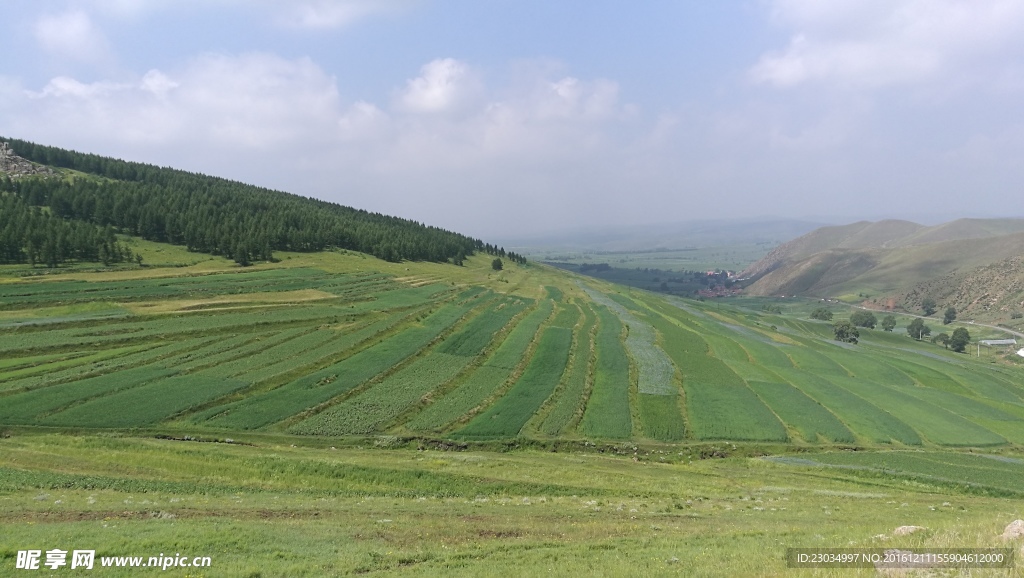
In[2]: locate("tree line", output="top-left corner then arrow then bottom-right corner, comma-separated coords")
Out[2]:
3,138 -> 510,267
0,194 -> 135,266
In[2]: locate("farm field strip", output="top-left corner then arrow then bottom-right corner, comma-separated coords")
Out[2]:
937,363 -> 1024,404
0,345 -> 154,384
195,290 -> 488,430
579,283 -> 675,395
289,297 -> 527,435
288,353 -> 472,435
539,303 -> 596,437
788,451 -> 1024,494
656,323 -> 853,443
39,374 -> 251,427
578,306 -> 632,439
403,299 -> 554,433
435,299 -> 530,357
0,365 -> 179,424
745,380 -> 855,443
161,334 -> 267,370
170,328 -> 307,373
768,368 -> 923,445
0,305 -> 357,355
0,339 -> 195,394
641,300 -> 788,442
456,325 -> 574,438
0,351 -> 89,372
825,374 -> 1006,446
182,328 -> 323,379
226,328 -> 368,382
0,268 -> 368,306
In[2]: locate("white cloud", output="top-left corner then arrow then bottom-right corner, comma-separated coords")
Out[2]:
140,70 -> 178,96
34,9 -> 111,63
1,53 -> 654,236
398,58 -> 481,114
751,0 -> 1024,89
277,0 -> 412,29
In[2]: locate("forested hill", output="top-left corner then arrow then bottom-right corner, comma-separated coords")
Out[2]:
1,137 -> 524,266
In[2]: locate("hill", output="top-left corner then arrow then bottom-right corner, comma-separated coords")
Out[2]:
0,137 -> 523,267
741,218 -> 1024,310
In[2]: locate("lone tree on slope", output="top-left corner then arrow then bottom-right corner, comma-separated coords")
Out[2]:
921,297 -> 937,316
907,318 -> 931,340
949,327 -> 971,353
491,258 -> 503,271
833,320 -> 859,344
850,310 -> 877,329
943,306 -> 957,325
881,315 -> 897,332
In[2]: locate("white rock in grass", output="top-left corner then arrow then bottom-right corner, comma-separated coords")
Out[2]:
1002,520 -> 1024,540
892,525 -> 926,536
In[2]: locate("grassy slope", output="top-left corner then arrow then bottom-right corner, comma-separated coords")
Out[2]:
1,434 -> 1023,577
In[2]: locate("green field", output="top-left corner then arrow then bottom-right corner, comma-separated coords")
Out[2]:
4,243 -> 1024,575
3,248 -> 1024,446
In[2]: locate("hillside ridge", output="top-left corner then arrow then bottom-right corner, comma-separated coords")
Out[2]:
741,218 -> 1024,316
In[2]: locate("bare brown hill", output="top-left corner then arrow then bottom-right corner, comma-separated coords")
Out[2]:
741,218 -> 1024,305
885,254 -> 1024,326
740,220 -> 922,281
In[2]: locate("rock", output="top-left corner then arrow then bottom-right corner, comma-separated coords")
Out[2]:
0,141 -> 57,178
892,525 -> 927,536
1003,519 -> 1024,540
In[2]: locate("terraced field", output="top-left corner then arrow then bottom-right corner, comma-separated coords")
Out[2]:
3,249 -> 1024,450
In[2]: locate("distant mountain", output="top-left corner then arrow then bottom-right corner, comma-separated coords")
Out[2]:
740,218 -> 1024,317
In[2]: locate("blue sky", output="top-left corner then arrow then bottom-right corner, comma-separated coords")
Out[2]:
3,1 -> 1023,238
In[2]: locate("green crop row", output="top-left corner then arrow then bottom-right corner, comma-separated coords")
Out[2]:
292,297 -> 526,435
0,365 -> 179,424
540,304 -> 596,436
403,299 -> 554,433
0,303 -> 352,355
171,328 -> 307,373
197,292 -> 482,430
828,375 -> 1006,446
642,304 -> 788,442
0,339 -> 191,394
579,306 -> 632,439
436,298 -> 529,357
290,353 -> 471,435
636,394 -> 686,441
0,268 -> 355,307
456,326 -> 572,438
770,366 -> 922,444
805,451 -> 1024,494
580,285 -> 675,395
40,374 -> 250,428
746,380 -> 855,443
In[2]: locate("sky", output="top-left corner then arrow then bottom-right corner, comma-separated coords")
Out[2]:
3,1 -> 1024,239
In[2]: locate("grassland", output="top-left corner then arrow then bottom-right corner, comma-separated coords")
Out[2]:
1,434 -> 1023,577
